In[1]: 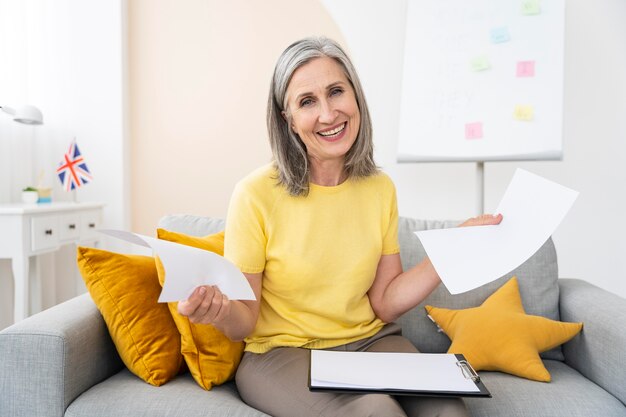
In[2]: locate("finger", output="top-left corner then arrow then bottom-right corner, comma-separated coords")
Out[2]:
460,213 -> 503,228
481,213 -> 502,225
178,286 -> 207,316
188,286 -> 216,322
471,214 -> 499,225
190,286 -> 226,324
213,294 -> 230,323
201,286 -> 224,320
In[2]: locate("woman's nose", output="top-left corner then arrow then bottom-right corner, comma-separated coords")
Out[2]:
318,99 -> 337,124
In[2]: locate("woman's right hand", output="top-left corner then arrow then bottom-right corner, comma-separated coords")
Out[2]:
176,272 -> 262,341
178,285 -> 231,325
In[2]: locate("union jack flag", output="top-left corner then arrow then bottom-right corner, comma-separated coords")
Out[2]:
56,140 -> 93,191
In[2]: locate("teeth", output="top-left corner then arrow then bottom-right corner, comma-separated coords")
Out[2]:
319,123 -> 346,137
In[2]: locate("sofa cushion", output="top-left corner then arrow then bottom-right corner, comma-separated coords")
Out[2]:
155,228 -> 244,390
65,370 -> 270,417
76,247 -> 183,386
157,228 -> 226,252
465,361 -> 626,417
158,214 -> 226,237
426,277 -> 582,381
397,217 -> 563,360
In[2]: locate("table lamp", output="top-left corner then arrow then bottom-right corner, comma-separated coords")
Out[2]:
1,105 -> 45,204
0,105 -> 44,125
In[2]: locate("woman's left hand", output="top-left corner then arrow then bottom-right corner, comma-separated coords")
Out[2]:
459,213 -> 503,227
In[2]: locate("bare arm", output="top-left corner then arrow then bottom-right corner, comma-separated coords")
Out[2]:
368,254 -> 439,323
177,272 -> 262,342
368,214 -> 502,323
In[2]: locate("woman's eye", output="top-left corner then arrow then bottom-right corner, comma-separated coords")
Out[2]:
331,88 -> 342,97
300,98 -> 313,107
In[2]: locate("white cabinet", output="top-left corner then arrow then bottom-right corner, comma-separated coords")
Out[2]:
80,210 -> 101,241
0,202 -> 104,323
30,216 -> 60,252
59,213 -> 81,241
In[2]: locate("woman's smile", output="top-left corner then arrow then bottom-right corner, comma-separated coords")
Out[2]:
317,121 -> 347,141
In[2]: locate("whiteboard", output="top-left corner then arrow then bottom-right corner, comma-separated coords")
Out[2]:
397,0 -> 565,162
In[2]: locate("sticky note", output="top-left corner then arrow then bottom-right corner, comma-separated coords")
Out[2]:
465,122 -> 484,139
470,56 -> 490,72
517,60 -> 535,77
513,105 -> 534,121
521,0 -> 541,15
490,27 -> 511,44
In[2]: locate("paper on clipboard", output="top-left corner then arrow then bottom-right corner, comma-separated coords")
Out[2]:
99,230 -> 256,302
310,351 -> 480,394
416,169 -> 578,294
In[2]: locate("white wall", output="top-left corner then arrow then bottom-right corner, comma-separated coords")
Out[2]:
127,0 -> 344,236
322,0 -> 626,298
0,0 -> 129,329
1,0 -> 623,330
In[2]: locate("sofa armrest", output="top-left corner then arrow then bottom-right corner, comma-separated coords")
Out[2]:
0,293 -> 123,417
559,278 -> 626,405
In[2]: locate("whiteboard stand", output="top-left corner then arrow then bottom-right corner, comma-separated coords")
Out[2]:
476,162 -> 484,216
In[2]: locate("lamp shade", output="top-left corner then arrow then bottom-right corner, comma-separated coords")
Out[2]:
1,105 -> 44,125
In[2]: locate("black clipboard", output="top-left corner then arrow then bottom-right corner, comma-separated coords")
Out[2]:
308,351 -> 491,398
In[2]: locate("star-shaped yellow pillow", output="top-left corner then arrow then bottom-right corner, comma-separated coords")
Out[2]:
425,277 -> 582,382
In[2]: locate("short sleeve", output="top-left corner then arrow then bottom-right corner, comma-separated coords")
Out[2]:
224,180 -> 267,274
381,178 -> 400,255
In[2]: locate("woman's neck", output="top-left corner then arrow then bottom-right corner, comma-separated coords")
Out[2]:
309,159 -> 347,186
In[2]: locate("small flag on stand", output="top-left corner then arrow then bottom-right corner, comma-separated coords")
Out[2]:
56,140 -> 92,191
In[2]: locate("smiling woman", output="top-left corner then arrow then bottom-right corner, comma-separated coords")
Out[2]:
283,57 -> 361,187
173,36 -> 492,417
266,37 -> 377,196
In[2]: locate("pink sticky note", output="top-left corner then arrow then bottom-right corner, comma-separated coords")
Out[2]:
465,122 -> 483,139
517,61 -> 535,77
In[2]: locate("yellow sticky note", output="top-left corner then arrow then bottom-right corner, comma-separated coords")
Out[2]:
521,0 -> 541,15
513,105 -> 534,121
470,56 -> 490,72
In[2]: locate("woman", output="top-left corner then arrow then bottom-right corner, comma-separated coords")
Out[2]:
179,36 -> 501,417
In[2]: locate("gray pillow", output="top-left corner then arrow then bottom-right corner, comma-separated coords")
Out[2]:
396,216 -> 563,360
158,214 -> 225,236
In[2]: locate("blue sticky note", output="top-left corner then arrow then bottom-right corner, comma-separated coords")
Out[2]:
490,27 -> 511,44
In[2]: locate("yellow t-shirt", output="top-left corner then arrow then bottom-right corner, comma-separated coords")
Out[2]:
224,164 -> 400,354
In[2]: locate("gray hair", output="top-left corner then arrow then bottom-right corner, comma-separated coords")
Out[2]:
267,36 -> 377,196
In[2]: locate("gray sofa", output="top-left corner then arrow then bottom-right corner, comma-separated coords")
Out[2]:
1,214 -> 625,417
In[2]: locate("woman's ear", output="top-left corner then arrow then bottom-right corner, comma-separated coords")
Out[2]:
281,111 -> 296,133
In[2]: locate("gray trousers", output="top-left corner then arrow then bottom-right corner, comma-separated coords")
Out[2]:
236,323 -> 469,417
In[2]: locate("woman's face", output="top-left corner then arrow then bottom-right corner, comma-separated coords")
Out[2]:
284,56 -> 360,168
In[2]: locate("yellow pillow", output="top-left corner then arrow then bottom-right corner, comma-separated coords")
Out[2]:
77,247 -> 183,386
155,228 -> 244,390
425,276 -> 582,382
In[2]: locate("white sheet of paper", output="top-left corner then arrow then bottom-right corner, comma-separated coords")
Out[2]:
99,230 -> 256,302
416,169 -> 578,294
310,351 -> 479,393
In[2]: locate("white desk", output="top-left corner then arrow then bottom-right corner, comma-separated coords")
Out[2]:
0,202 -> 104,322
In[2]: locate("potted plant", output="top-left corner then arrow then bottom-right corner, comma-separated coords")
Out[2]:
21,187 -> 39,204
